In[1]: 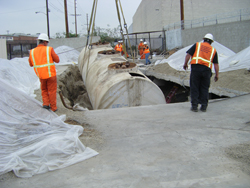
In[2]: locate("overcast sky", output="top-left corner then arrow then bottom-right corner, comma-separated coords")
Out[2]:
0,0 -> 141,37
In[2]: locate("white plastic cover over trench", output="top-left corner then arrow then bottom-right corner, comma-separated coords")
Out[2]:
0,78 -> 98,178
0,48 -> 98,178
155,41 -> 250,72
78,44 -> 166,110
155,41 -> 237,72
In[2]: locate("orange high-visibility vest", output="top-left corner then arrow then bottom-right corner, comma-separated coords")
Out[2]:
190,42 -> 216,69
144,46 -> 150,54
138,43 -> 144,51
114,44 -> 122,52
30,46 -> 56,79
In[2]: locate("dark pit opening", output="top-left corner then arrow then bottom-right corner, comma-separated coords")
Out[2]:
129,72 -> 145,78
148,76 -> 228,103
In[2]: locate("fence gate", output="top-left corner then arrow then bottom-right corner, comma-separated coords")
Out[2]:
7,40 -> 37,60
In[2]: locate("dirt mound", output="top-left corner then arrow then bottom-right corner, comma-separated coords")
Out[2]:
58,65 -> 93,110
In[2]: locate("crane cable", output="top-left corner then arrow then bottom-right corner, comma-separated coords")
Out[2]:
85,0 -> 96,47
85,0 -> 98,83
118,0 -> 135,62
115,0 -> 134,61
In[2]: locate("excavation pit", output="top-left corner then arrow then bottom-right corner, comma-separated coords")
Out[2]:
58,65 -> 229,111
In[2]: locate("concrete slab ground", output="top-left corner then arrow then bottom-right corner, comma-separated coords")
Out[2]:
1,94 -> 250,188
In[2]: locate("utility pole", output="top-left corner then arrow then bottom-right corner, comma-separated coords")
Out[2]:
64,0 -> 69,38
180,0 -> 184,30
46,0 -> 50,38
86,13 -> 89,34
70,0 -> 81,37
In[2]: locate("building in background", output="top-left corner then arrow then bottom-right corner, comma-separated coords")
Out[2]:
0,33 -> 38,59
132,0 -> 250,33
128,0 -> 250,53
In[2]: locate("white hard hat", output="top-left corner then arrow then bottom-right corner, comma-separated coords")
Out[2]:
38,33 -> 49,42
144,42 -> 147,45
120,40 -> 123,43
203,33 -> 214,42
140,39 -> 143,42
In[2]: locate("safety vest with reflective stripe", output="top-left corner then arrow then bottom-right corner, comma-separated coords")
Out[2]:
114,44 -> 122,52
144,46 -> 150,54
190,42 -> 216,69
30,46 -> 56,79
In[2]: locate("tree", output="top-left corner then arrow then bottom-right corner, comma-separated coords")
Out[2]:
95,26 -> 121,45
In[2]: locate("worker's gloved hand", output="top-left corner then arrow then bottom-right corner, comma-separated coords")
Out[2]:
214,76 -> 219,82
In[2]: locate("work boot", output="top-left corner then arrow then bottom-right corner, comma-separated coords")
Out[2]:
190,106 -> 198,112
43,105 -> 50,110
200,105 -> 207,112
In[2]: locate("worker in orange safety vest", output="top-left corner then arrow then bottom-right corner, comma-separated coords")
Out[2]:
28,33 -> 60,112
183,33 -> 219,112
114,40 -> 122,52
138,39 -> 145,59
142,42 -> 151,65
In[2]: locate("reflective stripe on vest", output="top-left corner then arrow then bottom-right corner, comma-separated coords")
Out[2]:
191,42 -> 215,69
31,49 -> 39,77
31,46 -> 55,78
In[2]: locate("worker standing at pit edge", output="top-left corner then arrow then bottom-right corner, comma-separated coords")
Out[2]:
28,33 -> 60,112
138,39 -> 145,59
143,42 -> 151,65
114,40 -> 122,53
183,33 -> 219,112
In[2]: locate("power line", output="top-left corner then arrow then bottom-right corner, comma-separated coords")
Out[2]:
0,7 -> 44,14
56,0 -> 64,9
49,2 -> 65,14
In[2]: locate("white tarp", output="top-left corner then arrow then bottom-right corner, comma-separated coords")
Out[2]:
0,78 -> 98,178
219,46 -> 250,72
155,41 -> 247,73
0,57 -> 40,97
0,46 -> 98,178
54,45 -> 80,66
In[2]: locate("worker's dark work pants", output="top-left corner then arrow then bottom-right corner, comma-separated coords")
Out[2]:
190,64 -> 212,108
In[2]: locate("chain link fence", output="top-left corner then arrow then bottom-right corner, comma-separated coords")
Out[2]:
164,8 -> 250,31
124,31 -> 167,57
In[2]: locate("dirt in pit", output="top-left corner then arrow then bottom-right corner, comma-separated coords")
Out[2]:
225,142 -> 250,175
57,65 -> 93,110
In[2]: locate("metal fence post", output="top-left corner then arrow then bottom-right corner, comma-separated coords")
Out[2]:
240,9 -> 242,21
8,44 -> 11,60
20,44 -> 23,58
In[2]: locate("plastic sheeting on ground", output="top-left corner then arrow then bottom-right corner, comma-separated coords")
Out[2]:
54,45 -> 80,66
218,46 -> 250,72
0,78 -> 98,178
0,57 -> 40,97
155,41 -> 245,73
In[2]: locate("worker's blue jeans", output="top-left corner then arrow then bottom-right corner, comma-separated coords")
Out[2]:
190,64 -> 212,108
145,53 -> 151,65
